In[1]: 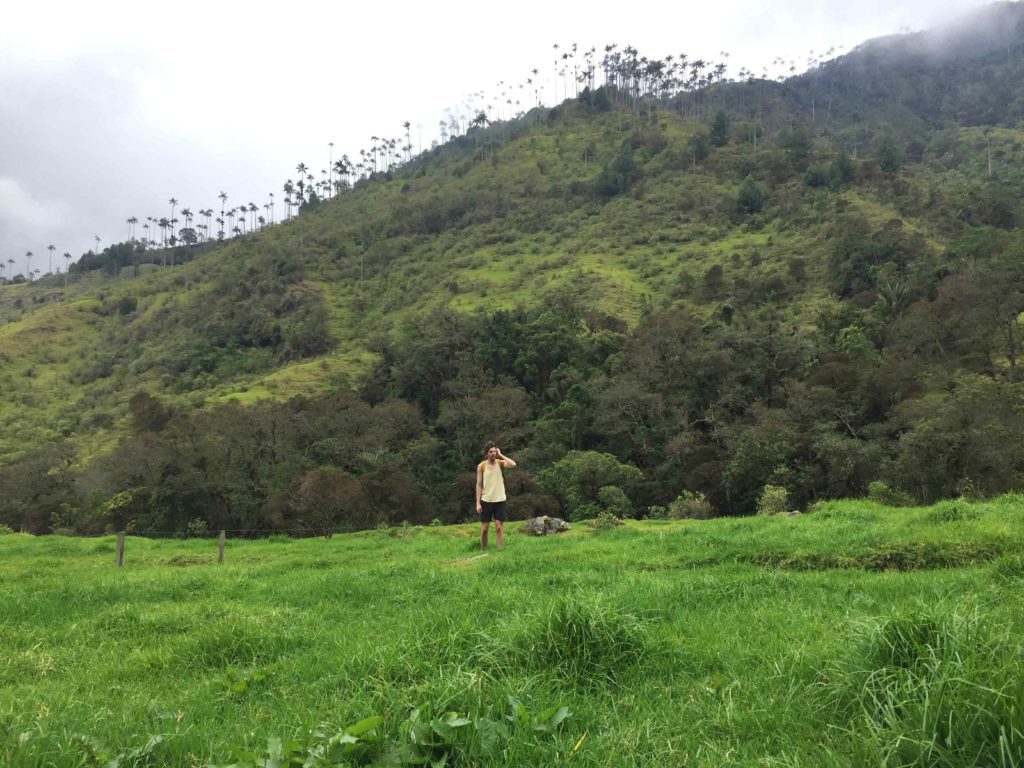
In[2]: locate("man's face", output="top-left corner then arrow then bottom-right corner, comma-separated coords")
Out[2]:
488,447 -> 500,460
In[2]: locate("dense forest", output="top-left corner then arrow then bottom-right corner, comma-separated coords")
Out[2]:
3,3 -> 1024,535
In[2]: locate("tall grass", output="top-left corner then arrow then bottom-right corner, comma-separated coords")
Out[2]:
823,606 -> 1024,766
1,498 -> 1023,766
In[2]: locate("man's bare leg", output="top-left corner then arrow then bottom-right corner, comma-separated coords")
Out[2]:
495,520 -> 504,549
480,522 -> 489,550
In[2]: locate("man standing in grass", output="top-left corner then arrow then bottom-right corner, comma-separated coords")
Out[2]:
476,442 -> 516,550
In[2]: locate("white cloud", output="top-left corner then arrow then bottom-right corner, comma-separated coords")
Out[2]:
0,178 -> 61,229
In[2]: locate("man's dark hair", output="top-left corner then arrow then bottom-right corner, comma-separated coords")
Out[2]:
482,441 -> 497,456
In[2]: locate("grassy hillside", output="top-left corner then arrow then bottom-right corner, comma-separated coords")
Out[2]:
3,4 -> 1024,530
2,497 -> 1024,766
5,95 -> 1022,464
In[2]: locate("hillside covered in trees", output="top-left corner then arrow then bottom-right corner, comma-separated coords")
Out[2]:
2,3 -> 1024,534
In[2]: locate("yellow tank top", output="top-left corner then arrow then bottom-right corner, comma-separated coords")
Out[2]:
481,462 -> 506,502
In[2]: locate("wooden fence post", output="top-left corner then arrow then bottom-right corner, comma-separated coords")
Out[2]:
218,530 -> 226,564
116,532 -> 126,567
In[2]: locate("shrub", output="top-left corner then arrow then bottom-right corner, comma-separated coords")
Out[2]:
572,502 -> 603,520
597,485 -> 632,518
829,151 -> 856,185
956,476 -> 984,501
667,490 -> 714,519
709,110 -> 730,147
756,485 -> 789,515
646,505 -> 669,520
590,511 -> 624,532
736,179 -> 766,214
867,481 -> 915,507
117,296 -> 138,315
0,523 -> 14,535
539,451 -> 642,518
186,518 -> 209,538
804,166 -> 829,187
688,131 -> 710,162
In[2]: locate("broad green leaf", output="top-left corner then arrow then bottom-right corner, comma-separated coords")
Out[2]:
441,712 -> 471,728
410,721 -> 439,746
534,706 -> 572,732
506,695 -> 527,722
267,737 -> 283,761
430,718 -> 456,740
230,746 -> 258,763
345,715 -> 385,737
473,717 -> 507,752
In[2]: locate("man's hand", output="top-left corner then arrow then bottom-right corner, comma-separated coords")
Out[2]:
476,502 -> 482,514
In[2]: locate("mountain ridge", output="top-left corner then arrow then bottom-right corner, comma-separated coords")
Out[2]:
2,3 -> 1024,531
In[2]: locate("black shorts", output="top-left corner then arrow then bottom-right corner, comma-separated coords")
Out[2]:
480,500 -> 507,522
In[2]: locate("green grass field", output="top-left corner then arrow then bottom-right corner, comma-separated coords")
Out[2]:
3,498 -> 1024,767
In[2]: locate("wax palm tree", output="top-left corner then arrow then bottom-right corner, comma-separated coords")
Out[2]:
181,209 -> 193,252
47,244 -> 55,274
294,169 -> 306,213
201,209 -> 213,241
327,142 -> 334,198
25,251 -> 33,280
168,198 -> 178,241
63,253 -> 71,287
218,191 -> 228,231
157,218 -> 169,249
268,192 -> 275,224
282,181 -> 293,218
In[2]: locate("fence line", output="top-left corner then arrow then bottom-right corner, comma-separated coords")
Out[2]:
110,526 -> 370,567
64,527 -> 346,539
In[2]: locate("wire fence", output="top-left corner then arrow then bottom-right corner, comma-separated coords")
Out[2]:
24,522 -> 444,566
58,525 -> 373,540
89,527 -> 372,566
87,528 -> 337,539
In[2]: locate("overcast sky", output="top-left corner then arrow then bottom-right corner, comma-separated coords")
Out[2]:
0,0 -> 995,279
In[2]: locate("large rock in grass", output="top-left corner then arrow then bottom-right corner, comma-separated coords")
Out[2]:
522,516 -> 571,536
